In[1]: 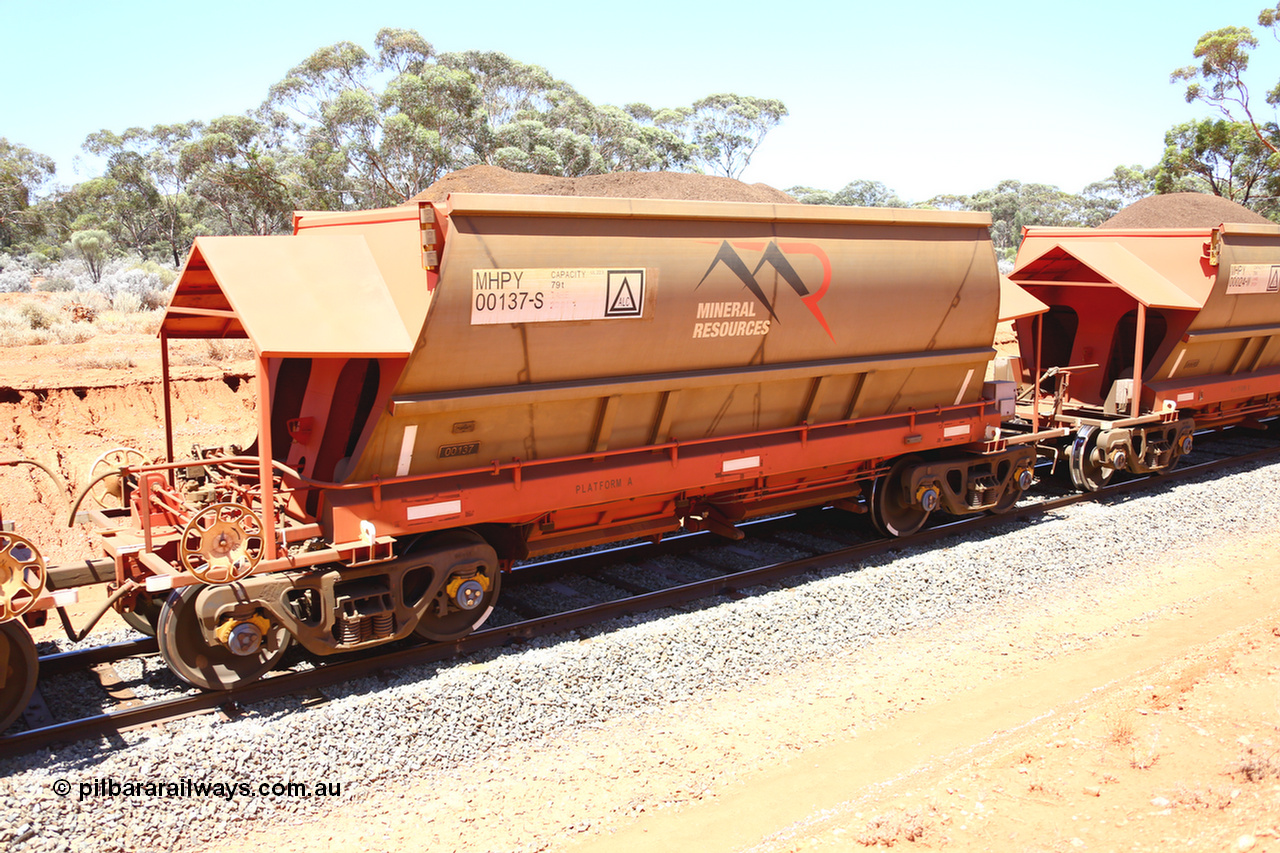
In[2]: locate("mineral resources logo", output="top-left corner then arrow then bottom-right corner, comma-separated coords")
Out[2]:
694,240 -> 833,340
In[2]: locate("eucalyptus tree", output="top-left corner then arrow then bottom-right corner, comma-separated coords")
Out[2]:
616,103 -> 696,171
69,229 -> 112,283
1172,19 -> 1280,153
490,119 -> 602,175
787,180 -> 906,207
688,94 -> 787,178
1078,165 -> 1157,226
178,114 -> 296,235
0,138 -> 56,248
270,28 -> 491,206
927,180 -> 1094,250
82,122 -> 202,264
1154,118 -> 1278,214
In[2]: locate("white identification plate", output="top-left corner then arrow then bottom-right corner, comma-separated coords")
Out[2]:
471,268 -> 645,324
1227,264 -> 1280,295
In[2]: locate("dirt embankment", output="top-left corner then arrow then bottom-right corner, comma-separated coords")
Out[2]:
0,340 -> 255,564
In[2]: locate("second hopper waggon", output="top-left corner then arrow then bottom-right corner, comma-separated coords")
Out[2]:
29,194 -> 1039,694
1007,222 -> 1280,489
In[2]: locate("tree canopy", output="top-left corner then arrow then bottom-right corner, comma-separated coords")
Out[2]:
1,27 -> 787,268
13,17 -> 1280,282
0,138 -> 56,247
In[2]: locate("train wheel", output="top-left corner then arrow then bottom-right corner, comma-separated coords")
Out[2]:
157,586 -> 290,691
119,591 -> 165,637
870,456 -> 931,537
0,620 -> 38,733
413,531 -> 502,643
1068,426 -> 1114,492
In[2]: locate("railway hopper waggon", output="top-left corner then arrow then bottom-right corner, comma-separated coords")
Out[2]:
1008,223 -> 1280,490
1,194 -> 1042,724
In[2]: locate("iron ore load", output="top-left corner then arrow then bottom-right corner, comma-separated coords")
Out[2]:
1007,221 -> 1280,490
3,193 -> 1042,727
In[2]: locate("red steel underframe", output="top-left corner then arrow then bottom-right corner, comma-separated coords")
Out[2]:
324,400 -> 1006,547
51,396 -> 1011,606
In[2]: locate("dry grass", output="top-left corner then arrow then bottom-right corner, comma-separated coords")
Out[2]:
171,338 -> 255,365
1233,747 -> 1280,782
1169,784 -> 1234,810
854,807 -> 934,847
1129,724 -> 1163,770
93,309 -> 163,336
1106,716 -> 1136,748
50,322 -> 97,344
71,353 -> 137,370
0,292 -> 160,346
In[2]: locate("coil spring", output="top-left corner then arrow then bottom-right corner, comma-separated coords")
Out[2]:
967,475 -> 998,507
339,614 -> 363,645
373,612 -> 394,637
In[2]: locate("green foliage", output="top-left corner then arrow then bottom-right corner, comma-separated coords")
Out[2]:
689,94 -> 787,179
179,113 -> 295,235
81,122 -> 201,263
130,258 -> 178,288
264,31 -> 779,198
69,229 -> 113,283
1172,26 -> 1259,109
926,180 -> 1093,248
0,138 -> 56,248
789,180 -> 905,208
3,29 -> 789,270
1081,164 -> 1157,212
1171,14 -> 1280,154
785,172 -> 1155,249
1154,119 -> 1278,214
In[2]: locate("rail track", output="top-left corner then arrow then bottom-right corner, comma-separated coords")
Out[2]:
3,427 -> 1277,760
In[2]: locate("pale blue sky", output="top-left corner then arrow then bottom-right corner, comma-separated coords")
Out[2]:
3,0 -> 1278,201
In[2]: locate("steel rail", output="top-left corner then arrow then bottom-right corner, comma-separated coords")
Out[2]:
36,638 -> 159,677
5,438 -> 1278,759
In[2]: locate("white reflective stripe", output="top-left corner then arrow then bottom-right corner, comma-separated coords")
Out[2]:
145,574 -> 176,592
1168,348 -> 1186,378
944,424 -> 972,438
1177,392 -> 1195,402
51,589 -> 78,606
396,425 -> 418,477
407,500 -> 462,521
721,456 -> 760,473
954,368 -> 975,406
